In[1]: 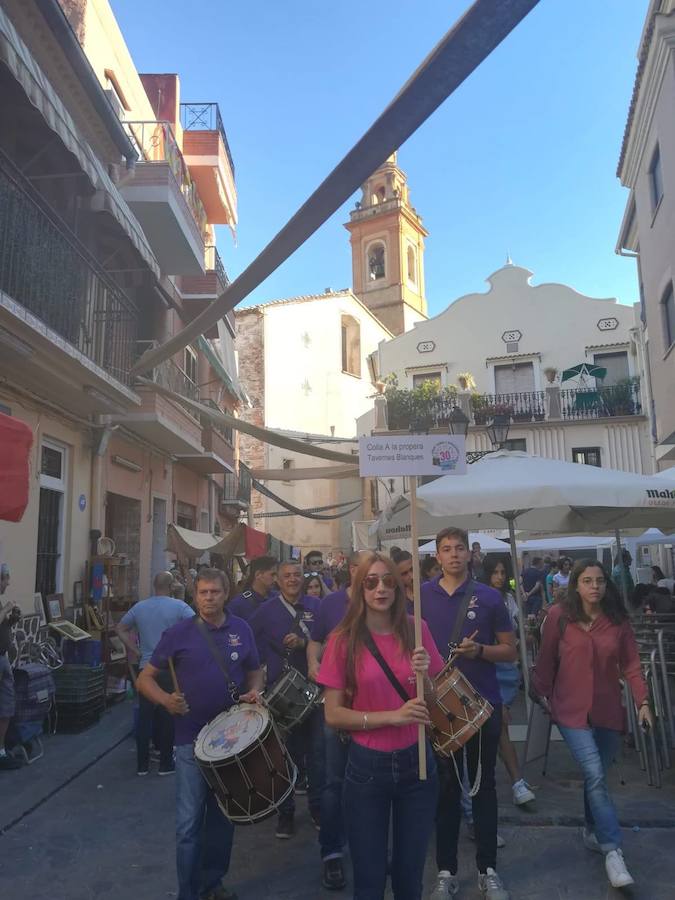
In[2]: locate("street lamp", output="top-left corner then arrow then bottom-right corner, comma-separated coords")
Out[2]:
486,413 -> 511,450
447,406 -> 470,437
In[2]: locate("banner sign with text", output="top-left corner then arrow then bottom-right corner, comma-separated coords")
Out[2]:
358,434 -> 467,477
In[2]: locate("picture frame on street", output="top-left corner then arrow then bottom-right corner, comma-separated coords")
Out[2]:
44,592 -> 65,623
49,620 -> 90,642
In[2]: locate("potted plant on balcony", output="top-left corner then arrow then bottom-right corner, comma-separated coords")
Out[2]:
603,377 -> 637,417
383,374 -> 411,430
543,367 -> 558,384
457,371 -> 476,392
512,409 -> 533,423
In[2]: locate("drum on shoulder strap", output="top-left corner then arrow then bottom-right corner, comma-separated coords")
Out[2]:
430,662 -> 493,757
264,666 -> 322,733
194,704 -> 296,824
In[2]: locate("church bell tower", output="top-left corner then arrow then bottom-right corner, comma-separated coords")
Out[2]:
345,153 -> 428,335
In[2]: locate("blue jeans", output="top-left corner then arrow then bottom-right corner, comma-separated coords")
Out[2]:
558,725 -> 622,851
344,740 -> 439,900
319,724 -> 349,859
175,743 -> 234,900
281,705 -> 325,816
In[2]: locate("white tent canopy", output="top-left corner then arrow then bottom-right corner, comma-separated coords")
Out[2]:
518,535 -> 615,553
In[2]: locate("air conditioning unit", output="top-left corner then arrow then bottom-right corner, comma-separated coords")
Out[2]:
104,89 -> 123,120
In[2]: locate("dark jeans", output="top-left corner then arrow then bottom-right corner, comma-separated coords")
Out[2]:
436,704 -> 502,874
344,739 -> 439,900
175,744 -> 234,900
136,668 -> 174,771
281,705 -> 325,816
319,724 -> 349,859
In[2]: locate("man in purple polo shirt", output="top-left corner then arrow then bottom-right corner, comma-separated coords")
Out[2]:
229,555 -> 277,621
138,567 -> 263,900
250,560 -> 323,842
305,549 -> 366,891
424,528 -> 516,900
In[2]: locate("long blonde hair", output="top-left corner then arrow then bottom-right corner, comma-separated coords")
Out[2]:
333,552 -> 414,700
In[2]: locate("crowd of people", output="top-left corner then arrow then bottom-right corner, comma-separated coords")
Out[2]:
86,539 -> 665,899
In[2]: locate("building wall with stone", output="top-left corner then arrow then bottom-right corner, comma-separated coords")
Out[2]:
235,308 -> 266,519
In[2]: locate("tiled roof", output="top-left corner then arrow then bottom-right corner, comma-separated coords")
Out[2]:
236,289 -> 352,312
617,7 -> 660,177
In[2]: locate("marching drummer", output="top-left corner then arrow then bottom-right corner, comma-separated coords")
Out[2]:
137,567 -> 263,900
422,528 -> 516,900
229,555 -> 278,621
250,560 -> 323,840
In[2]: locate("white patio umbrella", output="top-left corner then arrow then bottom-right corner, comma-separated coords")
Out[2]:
415,451 -> 675,687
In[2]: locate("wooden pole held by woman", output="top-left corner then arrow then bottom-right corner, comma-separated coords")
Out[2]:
409,479 -> 427,780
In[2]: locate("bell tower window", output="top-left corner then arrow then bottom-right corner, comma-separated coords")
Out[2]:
372,185 -> 386,205
368,242 -> 386,281
407,245 -> 417,285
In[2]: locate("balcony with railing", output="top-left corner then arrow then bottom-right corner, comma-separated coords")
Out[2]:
180,102 -> 237,227
0,150 -> 138,410
223,462 -> 252,510
381,380 -> 645,432
179,245 -> 229,315
121,121 -> 208,275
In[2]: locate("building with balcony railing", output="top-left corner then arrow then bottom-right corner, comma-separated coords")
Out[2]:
360,261 -> 653,515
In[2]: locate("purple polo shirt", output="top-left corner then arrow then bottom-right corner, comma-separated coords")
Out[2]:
229,588 -> 273,621
310,588 -> 350,643
420,576 -> 512,706
150,613 -> 260,745
250,593 -> 320,684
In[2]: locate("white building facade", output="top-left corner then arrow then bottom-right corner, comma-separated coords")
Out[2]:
361,262 -> 652,511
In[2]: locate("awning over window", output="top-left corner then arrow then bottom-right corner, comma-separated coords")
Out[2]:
0,412 -> 34,522
0,6 -> 160,279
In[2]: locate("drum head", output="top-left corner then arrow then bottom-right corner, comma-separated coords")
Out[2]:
195,705 -> 270,762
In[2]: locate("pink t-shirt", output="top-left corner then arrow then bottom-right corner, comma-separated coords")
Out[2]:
317,618 -> 445,751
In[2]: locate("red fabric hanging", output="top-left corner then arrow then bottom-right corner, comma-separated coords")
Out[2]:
0,412 -> 34,522
243,524 -> 268,560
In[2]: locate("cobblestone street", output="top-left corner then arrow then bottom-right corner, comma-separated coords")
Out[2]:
2,701 -> 675,899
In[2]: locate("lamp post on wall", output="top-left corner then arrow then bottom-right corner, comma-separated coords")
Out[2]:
447,408 -> 511,463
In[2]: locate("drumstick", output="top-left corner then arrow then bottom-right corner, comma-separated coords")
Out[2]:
168,657 -> 180,694
448,631 -> 479,665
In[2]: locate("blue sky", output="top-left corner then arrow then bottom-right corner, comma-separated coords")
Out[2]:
111,0 -> 648,316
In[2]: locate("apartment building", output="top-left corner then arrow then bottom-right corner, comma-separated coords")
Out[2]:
616,0 -> 675,472
0,0 -> 247,610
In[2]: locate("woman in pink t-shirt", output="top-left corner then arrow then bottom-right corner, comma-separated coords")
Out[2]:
318,552 -> 444,900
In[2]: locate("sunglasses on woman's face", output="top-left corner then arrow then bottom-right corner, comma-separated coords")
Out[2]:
363,573 -> 396,591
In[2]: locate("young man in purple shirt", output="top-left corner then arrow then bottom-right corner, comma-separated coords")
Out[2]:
229,555 -> 277,621
250,560 -> 323,842
423,528 -> 516,900
138,568 -> 263,900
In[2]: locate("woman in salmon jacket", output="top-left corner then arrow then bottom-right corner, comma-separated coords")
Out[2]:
533,558 -> 653,891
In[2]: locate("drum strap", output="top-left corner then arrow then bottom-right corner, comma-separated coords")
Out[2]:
447,580 -> 477,661
194,616 -> 240,703
363,631 -> 410,703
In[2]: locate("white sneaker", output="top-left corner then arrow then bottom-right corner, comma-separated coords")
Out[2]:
581,827 -> 603,854
478,868 -> 510,900
605,849 -> 634,888
429,871 -> 459,898
512,778 -> 535,806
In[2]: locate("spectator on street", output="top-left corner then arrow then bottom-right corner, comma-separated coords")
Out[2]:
470,541 -> 485,581
421,556 -> 441,582
304,550 -> 334,590
553,557 -> 572,592
390,547 -> 415,612
303,572 -> 329,599
522,556 -> 546,616
0,563 -> 21,770
116,571 -> 193,776
545,559 -> 560,604
533,559 -> 652,890
612,549 -> 635,600
651,565 -> 675,593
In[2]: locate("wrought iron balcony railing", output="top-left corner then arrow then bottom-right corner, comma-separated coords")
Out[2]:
204,245 -> 230,289
123,120 -> 208,240
561,380 -> 642,420
180,102 -> 236,178
224,462 -> 251,506
200,397 -> 234,445
471,391 -> 547,424
0,151 -> 138,386
136,342 -> 199,402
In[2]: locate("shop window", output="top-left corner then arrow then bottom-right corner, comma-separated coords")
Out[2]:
367,242 -> 386,281
573,447 -> 602,467
341,315 -> 362,377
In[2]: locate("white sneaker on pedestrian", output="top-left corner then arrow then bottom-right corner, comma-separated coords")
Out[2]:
429,870 -> 459,898
605,850 -> 634,888
478,868 -> 510,899
511,778 -> 535,806
581,827 -> 603,854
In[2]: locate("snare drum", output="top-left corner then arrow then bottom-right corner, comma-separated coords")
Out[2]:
430,661 -> 493,757
265,666 -> 322,732
194,704 -> 296,824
